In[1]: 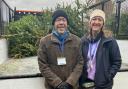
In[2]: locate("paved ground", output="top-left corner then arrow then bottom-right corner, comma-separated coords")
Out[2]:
0,72 -> 128,89
113,72 -> 128,89
117,40 -> 128,63
0,57 -> 40,76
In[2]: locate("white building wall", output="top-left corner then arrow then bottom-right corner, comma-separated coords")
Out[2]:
0,39 -> 8,64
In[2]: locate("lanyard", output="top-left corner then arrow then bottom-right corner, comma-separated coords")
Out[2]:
88,39 -> 100,61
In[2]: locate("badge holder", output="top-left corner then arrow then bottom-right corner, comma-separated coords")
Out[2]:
57,57 -> 66,65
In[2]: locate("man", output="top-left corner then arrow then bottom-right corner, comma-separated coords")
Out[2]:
38,9 -> 83,89
79,9 -> 122,89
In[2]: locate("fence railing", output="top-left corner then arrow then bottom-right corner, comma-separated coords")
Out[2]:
86,0 -> 127,39
0,0 -> 14,35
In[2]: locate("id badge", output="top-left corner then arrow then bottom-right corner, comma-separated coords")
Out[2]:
57,57 -> 66,65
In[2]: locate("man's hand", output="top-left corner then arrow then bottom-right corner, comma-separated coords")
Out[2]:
55,82 -> 73,89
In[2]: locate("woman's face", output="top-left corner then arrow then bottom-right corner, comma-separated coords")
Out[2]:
89,16 -> 104,33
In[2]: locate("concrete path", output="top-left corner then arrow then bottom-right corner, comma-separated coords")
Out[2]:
113,72 -> 128,89
0,72 -> 128,89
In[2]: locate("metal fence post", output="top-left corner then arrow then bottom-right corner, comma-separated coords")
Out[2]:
115,0 -> 121,37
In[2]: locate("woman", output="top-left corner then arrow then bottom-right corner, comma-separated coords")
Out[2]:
79,9 -> 121,89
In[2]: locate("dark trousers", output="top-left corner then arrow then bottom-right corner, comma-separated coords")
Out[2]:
95,85 -> 112,89
95,86 -> 112,89
79,79 -> 95,89
79,86 -> 112,89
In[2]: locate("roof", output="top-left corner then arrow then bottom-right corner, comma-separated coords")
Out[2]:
15,10 -> 43,13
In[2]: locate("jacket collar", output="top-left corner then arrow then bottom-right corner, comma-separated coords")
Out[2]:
51,33 -> 72,44
82,31 -> 113,45
101,36 -> 113,44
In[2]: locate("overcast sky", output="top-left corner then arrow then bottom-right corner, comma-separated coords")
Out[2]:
5,0 -> 128,11
5,0 -> 76,11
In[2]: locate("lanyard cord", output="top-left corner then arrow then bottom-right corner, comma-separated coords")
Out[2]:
88,39 -> 100,61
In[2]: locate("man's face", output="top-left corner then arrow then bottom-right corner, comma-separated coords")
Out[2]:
54,16 -> 68,34
89,16 -> 104,33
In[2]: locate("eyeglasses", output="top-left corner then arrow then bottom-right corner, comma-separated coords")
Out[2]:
55,18 -> 67,22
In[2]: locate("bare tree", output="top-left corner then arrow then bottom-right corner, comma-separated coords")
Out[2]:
121,0 -> 128,14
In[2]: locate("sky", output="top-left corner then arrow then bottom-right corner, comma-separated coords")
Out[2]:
5,0 -> 76,11
5,0 -> 128,11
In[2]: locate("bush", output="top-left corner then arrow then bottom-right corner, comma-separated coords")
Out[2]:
6,15 -> 48,58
